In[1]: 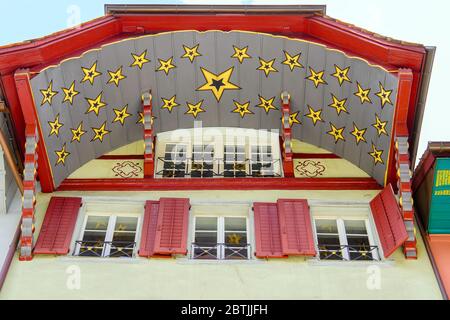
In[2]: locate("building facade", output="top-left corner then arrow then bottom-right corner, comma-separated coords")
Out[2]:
0,5 -> 443,299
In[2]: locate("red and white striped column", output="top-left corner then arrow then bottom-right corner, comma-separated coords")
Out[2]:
281,91 -> 294,177
142,91 -> 154,178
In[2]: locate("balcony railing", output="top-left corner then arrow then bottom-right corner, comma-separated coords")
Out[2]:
155,157 -> 282,178
318,244 -> 380,261
191,242 -> 251,260
74,240 -> 136,258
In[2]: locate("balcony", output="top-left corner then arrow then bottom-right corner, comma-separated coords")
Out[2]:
191,242 -> 251,260
74,240 -> 136,258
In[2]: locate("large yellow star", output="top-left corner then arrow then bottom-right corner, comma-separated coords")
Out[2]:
372,114 -> 388,137
331,65 -> 351,86
136,112 -> 144,125
48,114 -> 63,137
327,123 -> 345,143
161,95 -> 179,113
62,81 -> 80,105
369,143 -> 384,165
81,61 -> 102,85
156,57 -> 176,75
113,105 -> 132,125
354,82 -> 372,104
306,67 -> 327,87
305,105 -> 324,126
91,122 -> 111,142
130,50 -> 150,69
181,44 -> 201,63
70,122 -> 86,143
288,112 -> 301,127
257,57 -> 278,77
256,95 -> 277,114
350,123 -> 367,145
282,51 -> 303,71
232,100 -> 253,118
40,81 -> 58,106
55,143 -> 70,166
231,46 -> 251,64
185,100 -> 206,118
197,67 -> 240,101
375,83 -> 393,107
329,94 -> 349,115
85,93 -> 107,116
107,66 -> 126,87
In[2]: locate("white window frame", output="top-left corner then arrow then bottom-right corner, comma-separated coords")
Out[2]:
74,213 -> 141,258
312,217 -> 380,261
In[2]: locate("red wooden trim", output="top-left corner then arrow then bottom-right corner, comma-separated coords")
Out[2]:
143,93 -> 154,178
292,153 -> 340,159
98,155 -> 144,160
58,177 -> 381,191
14,71 -> 55,192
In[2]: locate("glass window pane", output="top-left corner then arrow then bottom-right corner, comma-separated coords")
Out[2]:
195,217 -> 217,231
344,220 -> 368,235
225,217 -> 246,231
114,217 -> 138,232
194,231 -> 217,245
315,219 -> 338,234
85,216 -> 109,231
225,232 -> 247,245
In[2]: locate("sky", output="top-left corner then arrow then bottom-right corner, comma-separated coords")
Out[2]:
0,0 -> 448,165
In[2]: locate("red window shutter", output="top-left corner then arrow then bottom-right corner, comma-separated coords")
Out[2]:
153,198 -> 190,255
370,184 -> 408,258
253,202 -> 285,258
277,199 -> 316,256
34,197 -> 82,255
138,200 -> 160,257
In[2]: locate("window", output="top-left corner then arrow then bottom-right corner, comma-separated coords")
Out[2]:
191,216 -> 250,260
250,145 -> 275,177
162,144 -> 187,177
314,218 -> 379,261
74,215 -> 139,258
223,145 -> 246,177
191,144 -> 214,177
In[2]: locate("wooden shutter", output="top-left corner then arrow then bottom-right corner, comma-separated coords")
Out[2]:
370,184 -> 408,258
34,197 -> 82,255
138,200 -> 160,257
277,199 -> 316,256
153,197 -> 190,255
253,202 -> 285,258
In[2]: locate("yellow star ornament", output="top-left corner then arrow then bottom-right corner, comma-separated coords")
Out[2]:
306,67 -> 327,88
55,144 -> 70,166
372,114 -> 388,137
40,81 -> 58,106
375,83 -> 393,108
305,105 -> 324,126
327,123 -> 345,143
181,44 -> 201,63
256,95 -> 277,114
288,112 -> 301,127
350,123 -> 367,145
81,61 -> 102,85
354,82 -> 372,104
161,95 -> 179,113
70,122 -> 87,143
331,65 -> 351,86
48,114 -> 63,137
185,100 -> 206,119
282,51 -> 303,71
107,66 -> 126,87
62,81 -> 79,105
85,93 -> 107,116
113,105 -> 132,125
232,100 -> 253,118
130,50 -> 150,69
91,122 -> 111,142
156,57 -> 176,75
257,57 -> 278,77
197,67 -> 240,101
329,94 -> 349,115
227,233 -> 242,245
369,143 -> 384,165
231,46 -> 251,64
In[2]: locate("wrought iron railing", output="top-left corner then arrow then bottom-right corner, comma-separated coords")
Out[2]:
318,244 -> 380,261
155,157 -> 282,178
191,242 -> 251,260
74,240 -> 136,258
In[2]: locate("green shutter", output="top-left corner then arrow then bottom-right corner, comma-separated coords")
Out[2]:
429,158 -> 450,234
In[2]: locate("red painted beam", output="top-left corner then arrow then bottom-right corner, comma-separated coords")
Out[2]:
58,177 -> 381,191
292,153 -> 340,159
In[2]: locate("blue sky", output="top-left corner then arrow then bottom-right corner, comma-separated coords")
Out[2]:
0,0 -> 448,163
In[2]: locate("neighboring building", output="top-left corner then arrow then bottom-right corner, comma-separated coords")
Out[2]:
0,5 -> 443,299
413,142 -> 450,299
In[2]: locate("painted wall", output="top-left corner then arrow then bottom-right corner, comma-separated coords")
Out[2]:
0,114 -> 18,213
0,189 -> 442,300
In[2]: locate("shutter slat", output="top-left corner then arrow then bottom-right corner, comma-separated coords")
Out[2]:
253,202 -> 285,258
277,199 -> 316,256
34,197 -> 82,255
138,200 -> 160,257
370,184 -> 408,258
153,198 -> 190,255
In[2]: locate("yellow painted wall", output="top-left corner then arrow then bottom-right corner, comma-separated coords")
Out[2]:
0,189 -> 443,300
